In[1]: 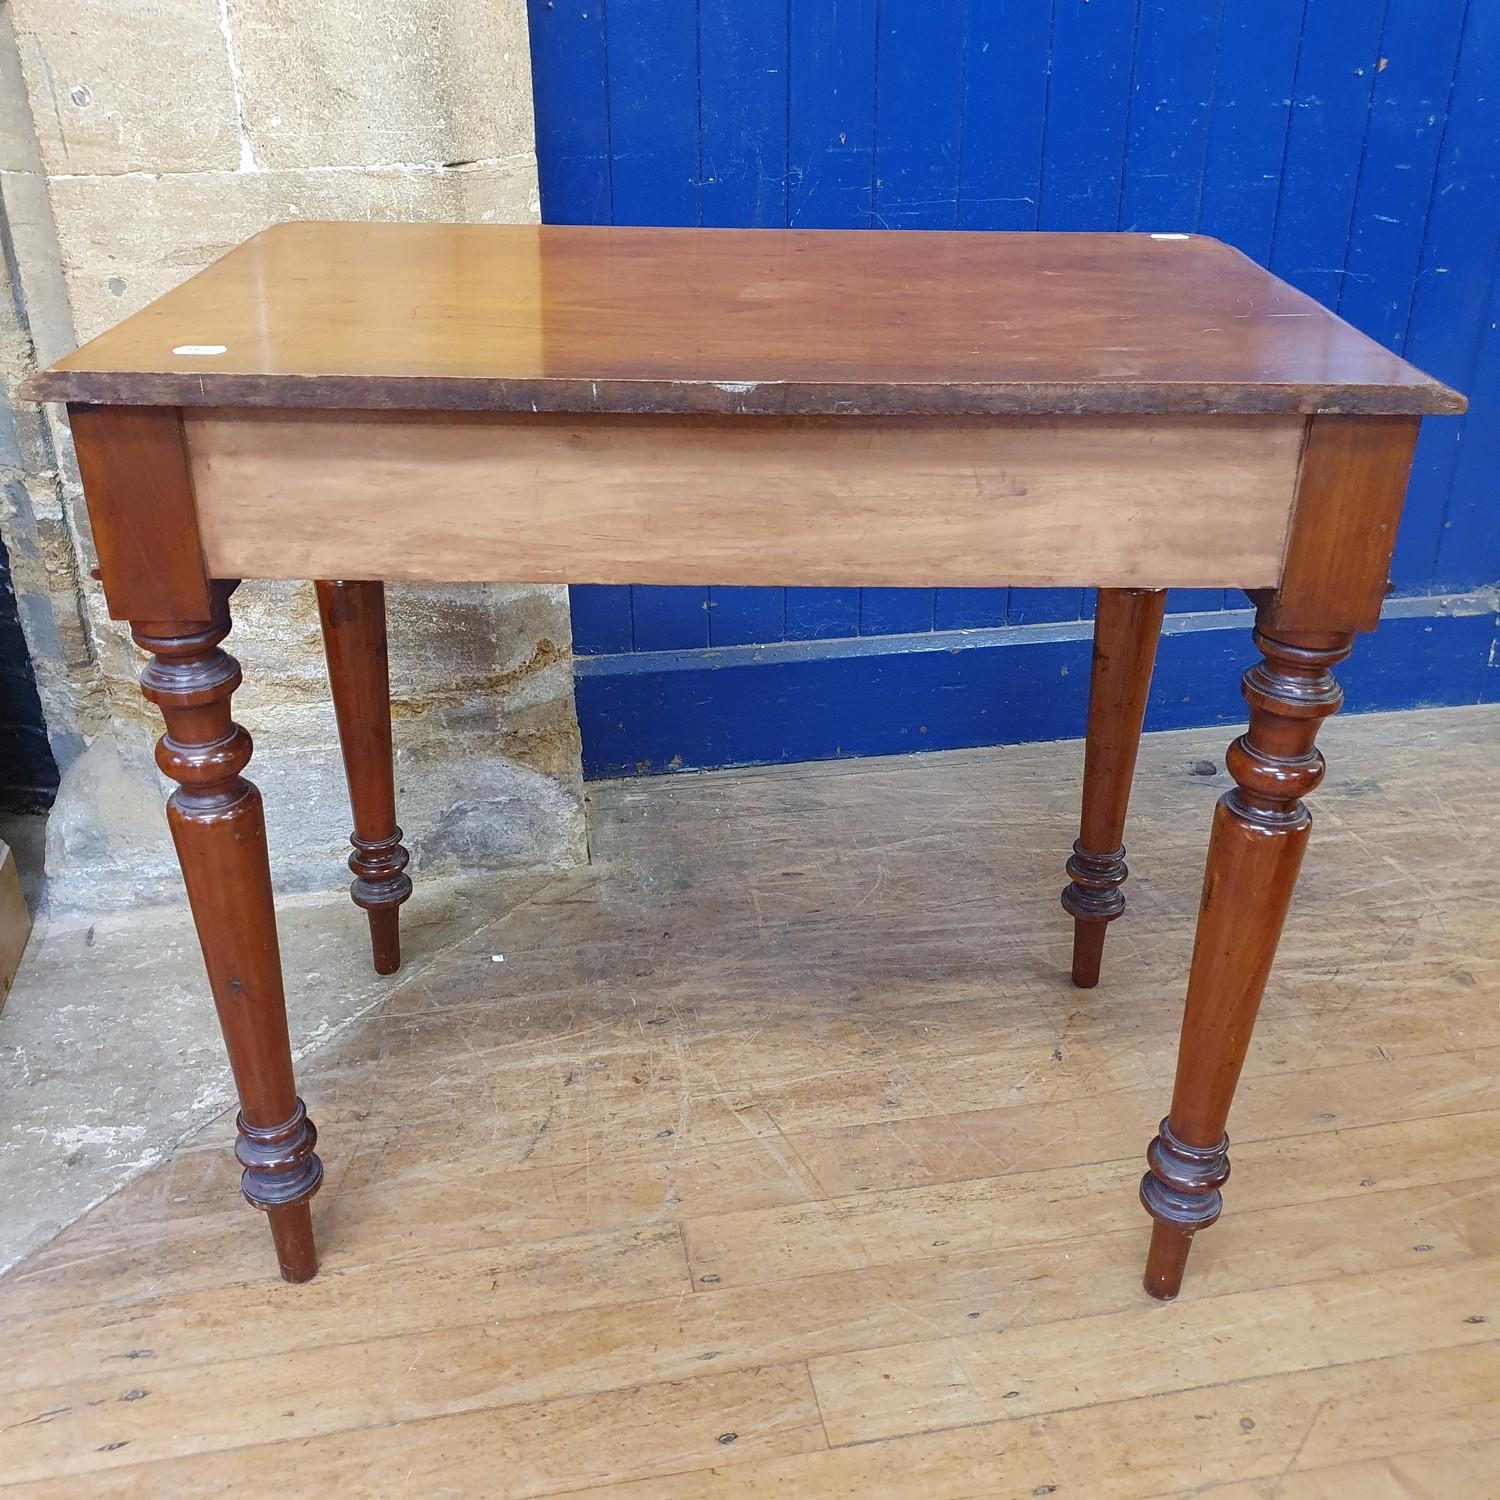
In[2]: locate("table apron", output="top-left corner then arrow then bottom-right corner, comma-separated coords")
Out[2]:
182,409 -> 1305,590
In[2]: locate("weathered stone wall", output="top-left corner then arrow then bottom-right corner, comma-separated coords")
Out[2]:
0,0 -> 586,912
1,8 -> 105,783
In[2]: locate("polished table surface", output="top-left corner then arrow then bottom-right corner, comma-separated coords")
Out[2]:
25,222 -> 1461,416
23,224 -> 1466,1305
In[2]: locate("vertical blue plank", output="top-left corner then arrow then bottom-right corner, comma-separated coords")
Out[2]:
1338,0 -> 1467,349
1433,255 -> 1500,588
1397,0 -> 1494,363
700,1 -> 790,227
860,589 -> 934,636
570,585 -> 633,655
1024,0 -> 1141,627
957,0 -> 1051,230
605,2 -> 705,638
785,0 -> 877,639
1165,591 -> 1227,616
631,586 -> 709,651
526,0 -> 613,224
1122,0 -> 1227,614
863,0 -> 967,636
1008,590 -> 1086,627
1390,0 -> 1498,593
698,0 -> 791,647
1196,0 -> 1305,264
1038,0 -> 1140,231
787,0 -> 878,228
934,590 -> 1010,631
709,586 -> 786,646
1269,0 -> 1387,307
943,0 -> 1053,632
872,0 -> 967,229
1120,0 -> 1223,232
786,589 -> 860,641
606,0 -> 701,225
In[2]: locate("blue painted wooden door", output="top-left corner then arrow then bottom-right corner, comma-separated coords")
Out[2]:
528,0 -> 1500,777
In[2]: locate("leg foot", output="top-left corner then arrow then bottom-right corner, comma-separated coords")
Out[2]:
1063,588 -> 1166,986
1069,914 -> 1108,989
364,902 -> 403,977
1143,1220 -> 1193,1301
316,580 -> 411,975
1139,617 -> 1352,1297
135,585 -> 322,1283
268,1202 -> 319,1283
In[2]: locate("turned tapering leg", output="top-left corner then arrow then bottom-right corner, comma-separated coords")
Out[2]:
1062,587 -> 1167,987
1140,617 -> 1353,1299
134,584 -> 323,1281
315,580 -> 411,975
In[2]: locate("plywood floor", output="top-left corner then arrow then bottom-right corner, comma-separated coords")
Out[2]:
2,706 -> 1498,1498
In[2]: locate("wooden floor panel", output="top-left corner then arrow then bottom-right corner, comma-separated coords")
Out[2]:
1168,1437 -> 1500,1498
550,1345 -> 1500,1499
2,706 -> 1497,1495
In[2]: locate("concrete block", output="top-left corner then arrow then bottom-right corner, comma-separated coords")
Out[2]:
39,574 -> 586,913
227,0 -> 534,170
9,0 -> 240,175
0,370 -> 56,484
0,9 -> 44,174
42,733 -> 177,913
0,154 -> 79,364
455,156 -> 541,224
234,579 -> 586,884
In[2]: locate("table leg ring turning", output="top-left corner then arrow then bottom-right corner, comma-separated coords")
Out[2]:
349,829 -> 412,974
1061,840 -> 1128,988
1140,1119 -> 1230,1300
1136,618 -> 1353,1300
236,1101 -> 324,1283
135,583 -> 326,1283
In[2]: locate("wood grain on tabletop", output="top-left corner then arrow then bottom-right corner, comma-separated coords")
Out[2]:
23,223 -> 1463,416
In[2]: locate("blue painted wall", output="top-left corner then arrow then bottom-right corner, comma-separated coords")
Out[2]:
528,0 -> 1500,778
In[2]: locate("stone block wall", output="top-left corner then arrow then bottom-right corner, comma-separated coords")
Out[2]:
0,0 -> 587,911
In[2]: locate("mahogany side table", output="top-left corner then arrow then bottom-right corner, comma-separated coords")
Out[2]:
23,224 -> 1464,1299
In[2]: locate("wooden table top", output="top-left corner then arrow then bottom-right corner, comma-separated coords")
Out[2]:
25,222 -> 1462,417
